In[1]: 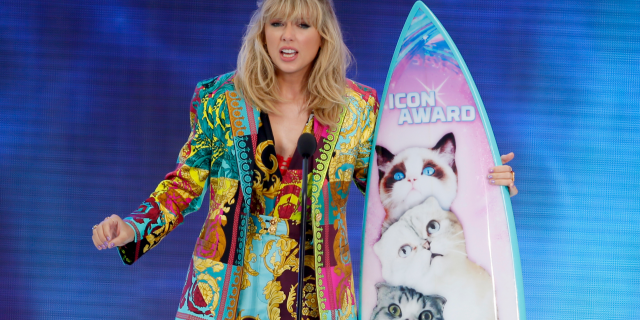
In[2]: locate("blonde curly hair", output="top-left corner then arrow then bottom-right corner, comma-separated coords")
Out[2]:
234,0 -> 352,127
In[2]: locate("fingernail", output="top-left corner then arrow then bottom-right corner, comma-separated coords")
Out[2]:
488,175 -> 493,179
489,169 -> 494,173
109,243 -> 114,248
490,180 -> 495,184
107,236 -> 111,241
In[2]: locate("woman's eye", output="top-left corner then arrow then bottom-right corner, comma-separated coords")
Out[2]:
299,23 -> 310,29
422,166 -> 435,176
427,220 -> 440,235
419,310 -> 433,320
388,304 -> 402,317
393,172 -> 405,181
398,244 -> 412,258
270,22 -> 283,27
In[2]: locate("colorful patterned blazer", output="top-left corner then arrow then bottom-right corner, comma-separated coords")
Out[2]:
117,72 -> 379,320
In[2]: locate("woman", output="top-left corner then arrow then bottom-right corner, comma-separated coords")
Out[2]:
91,1 -> 518,319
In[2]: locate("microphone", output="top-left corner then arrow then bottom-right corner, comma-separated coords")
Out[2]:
297,132 -> 317,159
295,132 -> 317,320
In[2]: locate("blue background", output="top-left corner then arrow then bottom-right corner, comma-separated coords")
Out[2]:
1,0 -> 638,319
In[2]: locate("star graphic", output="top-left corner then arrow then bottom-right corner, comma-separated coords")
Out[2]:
416,77 -> 448,107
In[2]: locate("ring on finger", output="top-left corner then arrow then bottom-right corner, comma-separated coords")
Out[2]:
92,224 -> 98,230
511,171 -> 515,182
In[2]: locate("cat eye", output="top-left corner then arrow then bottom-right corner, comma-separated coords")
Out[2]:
388,304 -> 402,317
398,244 -> 413,258
393,171 -> 405,181
422,166 -> 435,176
418,310 -> 433,320
427,220 -> 440,235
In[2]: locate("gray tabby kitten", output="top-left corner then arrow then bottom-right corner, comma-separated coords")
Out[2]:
371,283 -> 446,320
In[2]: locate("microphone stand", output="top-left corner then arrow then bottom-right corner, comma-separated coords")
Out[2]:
296,154 -> 310,320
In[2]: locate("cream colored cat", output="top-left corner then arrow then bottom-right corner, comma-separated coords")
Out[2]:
373,197 -> 496,320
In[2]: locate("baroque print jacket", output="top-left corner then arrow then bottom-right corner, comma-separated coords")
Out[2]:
117,72 -> 379,320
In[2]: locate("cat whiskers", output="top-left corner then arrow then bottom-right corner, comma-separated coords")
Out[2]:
450,249 -> 468,256
450,230 -> 464,238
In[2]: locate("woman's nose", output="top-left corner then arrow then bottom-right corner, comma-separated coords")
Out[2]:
281,23 -> 295,41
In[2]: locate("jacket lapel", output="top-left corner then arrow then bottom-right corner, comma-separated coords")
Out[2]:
225,89 -> 260,265
213,87 -> 261,320
309,105 -> 348,316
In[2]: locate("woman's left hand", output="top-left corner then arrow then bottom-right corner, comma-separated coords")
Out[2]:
488,152 -> 518,197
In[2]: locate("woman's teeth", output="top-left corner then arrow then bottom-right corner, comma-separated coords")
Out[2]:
281,49 -> 297,58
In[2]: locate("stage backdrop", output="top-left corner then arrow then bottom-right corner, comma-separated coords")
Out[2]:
0,0 -> 638,319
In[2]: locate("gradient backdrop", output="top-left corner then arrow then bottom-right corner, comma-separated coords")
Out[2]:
1,0 -> 638,319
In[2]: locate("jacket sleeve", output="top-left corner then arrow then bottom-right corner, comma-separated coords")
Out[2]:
117,78 -> 220,265
353,88 -> 380,195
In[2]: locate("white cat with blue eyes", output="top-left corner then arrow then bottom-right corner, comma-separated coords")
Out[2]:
374,197 -> 496,320
376,133 -> 457,232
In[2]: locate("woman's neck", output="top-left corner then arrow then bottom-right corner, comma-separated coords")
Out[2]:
275,69 -> 308,113
269,70 -> 313,158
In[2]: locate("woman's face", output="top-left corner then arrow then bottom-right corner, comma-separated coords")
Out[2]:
264,18 -> 322,79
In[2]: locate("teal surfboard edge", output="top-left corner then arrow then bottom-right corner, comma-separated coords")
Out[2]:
357,2 -> 526,320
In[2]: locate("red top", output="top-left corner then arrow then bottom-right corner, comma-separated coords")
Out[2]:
276,154 -> 293,176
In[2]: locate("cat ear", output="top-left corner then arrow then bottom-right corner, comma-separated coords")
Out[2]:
374,282 -> 392,295
432,294 -> 447,307
432,133 -> 456,168
373,239 -> 383,258
375,145 -> 395,176
424,196 -> 440,208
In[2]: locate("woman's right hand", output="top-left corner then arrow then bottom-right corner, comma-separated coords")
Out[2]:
91,214 -> 135,250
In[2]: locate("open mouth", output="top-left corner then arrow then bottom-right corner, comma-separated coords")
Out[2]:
280,49 -> 298,59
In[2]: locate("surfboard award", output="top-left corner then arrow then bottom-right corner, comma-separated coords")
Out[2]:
359,2 -> 526,320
